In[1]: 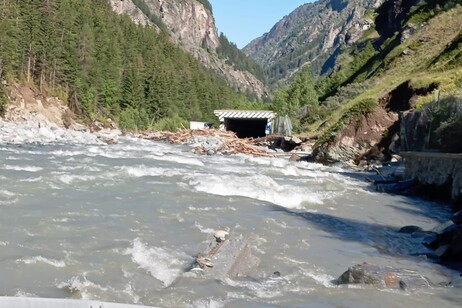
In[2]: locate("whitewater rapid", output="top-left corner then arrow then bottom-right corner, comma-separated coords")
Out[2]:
0,120 -> 460,307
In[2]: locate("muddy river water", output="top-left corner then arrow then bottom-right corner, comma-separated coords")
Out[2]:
0,135 -> 460,307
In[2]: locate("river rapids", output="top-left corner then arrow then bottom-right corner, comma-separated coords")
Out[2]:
0,121 -> 460,307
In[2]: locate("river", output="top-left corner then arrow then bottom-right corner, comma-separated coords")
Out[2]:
0,132 -> 460,307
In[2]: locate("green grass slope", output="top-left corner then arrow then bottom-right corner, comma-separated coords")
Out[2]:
304,3 -> 462,143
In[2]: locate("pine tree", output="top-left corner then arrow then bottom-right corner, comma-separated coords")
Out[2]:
0,0 -> 244,130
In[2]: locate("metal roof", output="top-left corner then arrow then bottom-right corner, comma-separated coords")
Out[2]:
214,110 -> 276,122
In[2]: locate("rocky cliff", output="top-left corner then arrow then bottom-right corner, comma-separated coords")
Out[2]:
110,0 -> 153,26
243,0 -> 383,85
110,0 -> 268,98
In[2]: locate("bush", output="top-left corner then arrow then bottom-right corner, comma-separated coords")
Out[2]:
347,98 -> 377,117
118,107 -> 150,132
323,81 -> 371,110
153,114 -> 188,132
434,114 -> 462,152
299,105 -> 330,126
429,96 -> 462,152
431,31 -> 462,69
0,88 -> 7,116
300,81 -> 371,128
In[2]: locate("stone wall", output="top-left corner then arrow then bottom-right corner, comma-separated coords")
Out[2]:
402,152 -> 462,206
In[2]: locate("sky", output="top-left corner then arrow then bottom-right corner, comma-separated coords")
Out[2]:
209,0 -> 312,49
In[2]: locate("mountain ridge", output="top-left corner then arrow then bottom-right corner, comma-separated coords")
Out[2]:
243,0 -> 383,86
110,0 -> 268,99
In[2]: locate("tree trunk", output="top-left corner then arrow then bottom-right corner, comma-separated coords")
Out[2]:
27,43 -> 32,82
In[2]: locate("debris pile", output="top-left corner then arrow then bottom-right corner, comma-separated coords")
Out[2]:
146,129 -> 273,156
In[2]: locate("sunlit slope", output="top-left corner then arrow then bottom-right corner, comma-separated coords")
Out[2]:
306,4 -> 462,141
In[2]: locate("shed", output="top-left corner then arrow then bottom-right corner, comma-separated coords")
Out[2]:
214,110 -> 276,138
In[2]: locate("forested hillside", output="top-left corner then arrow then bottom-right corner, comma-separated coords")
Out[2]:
216,33 -> 267,84
0,0 -> 243,130
113,0 -> 268,99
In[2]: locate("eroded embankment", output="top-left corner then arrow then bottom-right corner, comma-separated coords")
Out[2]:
313,80 -> 439,164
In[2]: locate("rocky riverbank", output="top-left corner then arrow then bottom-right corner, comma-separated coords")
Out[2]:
0,119 -> 121,145
0,83 -> 121,145
361,162 -> 462,279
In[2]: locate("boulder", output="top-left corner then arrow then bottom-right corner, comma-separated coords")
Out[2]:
422,224 -> 462,261
449,275 -> 462,288
398,225 -> 423,234
400,23 -> 418,43
439,226 -> 462,261
97,134 -> 119,144
289,154 -> 301,162
426,224 -> 457,248
69,122 -> 88,132
271,136 -> 302,152
334,263 -> 433,290
452,210 -> 462,225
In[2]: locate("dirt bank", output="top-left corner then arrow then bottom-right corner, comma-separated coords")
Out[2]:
2,83 -> 69,128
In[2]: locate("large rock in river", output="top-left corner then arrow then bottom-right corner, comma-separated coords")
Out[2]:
334,263 -> 433,290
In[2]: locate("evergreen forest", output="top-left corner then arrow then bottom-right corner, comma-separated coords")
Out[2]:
0,0 -> 244,130
216,33 -> 267,83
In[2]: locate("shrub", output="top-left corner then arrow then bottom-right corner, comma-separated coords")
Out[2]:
434,114 -> 462,152
299,105 -> 330,126
347,98 -> 377,117
429,96 -> 462,152
118,107 -> 150,132
0,90 -> 7,116
153,114 -> 188,132
323,81 -> 371,110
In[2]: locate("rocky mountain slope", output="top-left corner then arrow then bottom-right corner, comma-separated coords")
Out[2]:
110,0 -> 154,26
308,0 -> 462,163
243,0 -> 383,86
110,0 -> 268,98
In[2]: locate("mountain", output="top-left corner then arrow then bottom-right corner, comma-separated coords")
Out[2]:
243,0 -> 383,86
110,0 -> 268,99
256,0 -> 461,162
300,0 -> 462,162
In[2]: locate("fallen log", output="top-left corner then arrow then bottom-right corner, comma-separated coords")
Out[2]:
188,230 -> 260,280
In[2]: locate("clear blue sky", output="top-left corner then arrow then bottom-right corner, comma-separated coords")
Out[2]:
209,0 -> 312,49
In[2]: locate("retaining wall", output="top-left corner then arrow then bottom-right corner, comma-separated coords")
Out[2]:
402,152 -> 462,205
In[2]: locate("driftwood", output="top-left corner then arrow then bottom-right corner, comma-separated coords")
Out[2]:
188,231 -> 260,279
144,129 -> 273,157
148,128 -> 236,143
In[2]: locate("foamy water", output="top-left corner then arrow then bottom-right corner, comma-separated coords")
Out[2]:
0,134 -> 460,307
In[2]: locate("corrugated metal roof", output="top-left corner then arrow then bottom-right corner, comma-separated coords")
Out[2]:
214,110 -> 276,122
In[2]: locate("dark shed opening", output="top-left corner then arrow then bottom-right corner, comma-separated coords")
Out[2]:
225,118 -> 268,138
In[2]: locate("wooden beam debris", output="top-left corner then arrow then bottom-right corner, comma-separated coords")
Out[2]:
142,129 -> 274,157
